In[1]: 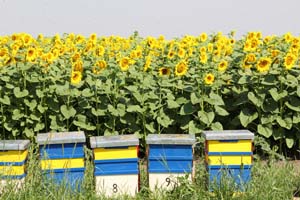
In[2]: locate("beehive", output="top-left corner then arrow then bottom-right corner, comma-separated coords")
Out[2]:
146,134 -> 195,190
37,131 -> 86,189
203,130 -> 254,191
0,140 -> 30,190
90,135 -> 139,197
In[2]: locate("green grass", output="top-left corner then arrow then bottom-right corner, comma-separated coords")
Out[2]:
0,145 -> 299,200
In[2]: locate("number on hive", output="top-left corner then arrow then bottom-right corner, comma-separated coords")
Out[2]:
165,177 -> 171,186
113,184 -> 118,193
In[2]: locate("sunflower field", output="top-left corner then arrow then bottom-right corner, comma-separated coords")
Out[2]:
0,31 -> 300,154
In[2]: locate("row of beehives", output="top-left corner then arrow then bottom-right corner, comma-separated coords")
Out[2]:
0,130 -> 254,196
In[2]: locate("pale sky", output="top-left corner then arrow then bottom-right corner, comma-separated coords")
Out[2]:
0,0 -> 299,38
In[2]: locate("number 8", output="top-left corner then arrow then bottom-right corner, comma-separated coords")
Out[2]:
113,184 -> 118,193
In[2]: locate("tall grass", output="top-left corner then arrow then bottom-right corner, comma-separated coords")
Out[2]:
0,145 -> 298,200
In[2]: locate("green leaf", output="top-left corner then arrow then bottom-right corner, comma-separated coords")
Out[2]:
248,92 -> 264,107
179,102 -> 195,115
188,120 -> 203,134
60,105 -> 76,119
157,111 -> 173,128
82,88 -> 94,97
190,92 -> 201,105
276,116 -> 292,130
211,122 -> 223,130
24,99 -> 37,111
257,124 -> 272,138
37,105 -> 47,114
285,137 -> 294,148
239,109 -> 258,127
127,105 -> 143,113
208,93 -> 225,106
13,87 -> 29,98
269,88 -> 287,102
167,100 -> 180,109
91,108 -> 106,116
198,111 -> 215,125
34,123 -> 45,132
108,104 -> 119,116
24,128 -> 34,138
0,95 -> 10,105
215,106 -> 229,116
117,104 -> 126,117
285,97 -> 300,112
12,109 -> 24,120
145,123 -> 156,133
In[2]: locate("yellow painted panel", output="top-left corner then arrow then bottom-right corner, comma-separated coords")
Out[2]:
0,150 -> 28,163
41,158 -> 84,170
207,155 -> 252,165
208,140 -> 252,152
94,146 -> 137,160
0,165 -> 25,176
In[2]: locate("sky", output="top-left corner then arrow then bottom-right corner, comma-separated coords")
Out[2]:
0,0 -> 299,39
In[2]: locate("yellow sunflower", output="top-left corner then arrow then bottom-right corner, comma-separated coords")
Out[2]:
256,57 -> 272,73
144,56 -> 151,72
119,57 -> 131,71
71,71 -> 82,85
93,60 -> 107,74
167,50 -> 175,59
178,48 -> 186,58
72,60 -> 83,72
175,61 -> 188,76
159,67 -> 171,76
26,47 -> 36,62
200,32 -> 208,42
284,53 -> 297,70
218,60 -> 228,72
200,53 -> 208,64
204,73 -> 215,85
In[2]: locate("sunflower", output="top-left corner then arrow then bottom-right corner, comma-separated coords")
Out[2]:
218,60 -> 228,72
178,48 -> 186,58
175,61 -> 188,76
284,53 -> 296,70
93,60 -> 107,74
46,52 -> 55,64
72,60 -> 83,72
167,50 -> 175,59
0,48 -> 8,59
256,57 -> 272,73
71,71 -> 82,85
159,67 -> 170,76
204,73 -> 215,85
200,32 -> 208,42
26,47 -> 36,62
94,46 -> 105,57
144,56 -> 151,72
89,33 -> 97,42
200,53 -> 208,64
119,57 -> 130,71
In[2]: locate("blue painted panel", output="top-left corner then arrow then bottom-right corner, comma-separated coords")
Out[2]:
0,174 -> 26,179
148,159 -> 193,173
94,158 -> 138,175
39,143 -> 84,159
148,144 -> 193,159
208,166 -> 251,191
43,168 -> 84,190
0,160 -> 26,166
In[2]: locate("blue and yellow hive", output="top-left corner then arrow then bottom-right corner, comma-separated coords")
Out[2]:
146,134 -> 195,190
90,135 -> 139,197
203,130 -> 254,191
37,131 -> 86,189
0,140 -> 30,188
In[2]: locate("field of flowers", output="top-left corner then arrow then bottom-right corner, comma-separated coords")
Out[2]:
0,31 -> 300,153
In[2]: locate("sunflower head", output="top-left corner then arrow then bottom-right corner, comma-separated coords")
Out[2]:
93,60 -> 107,74
284,53 -> 296,70
204,73 -> 215,85
256,57 -> 272,73
175,61 -> 188,76
159,67 -> 171,76
71,71 -> 82,85
26,47 -> 36,62
119,57 -> 131,71
218,60 -> 228,72
72,60 -> 83,72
